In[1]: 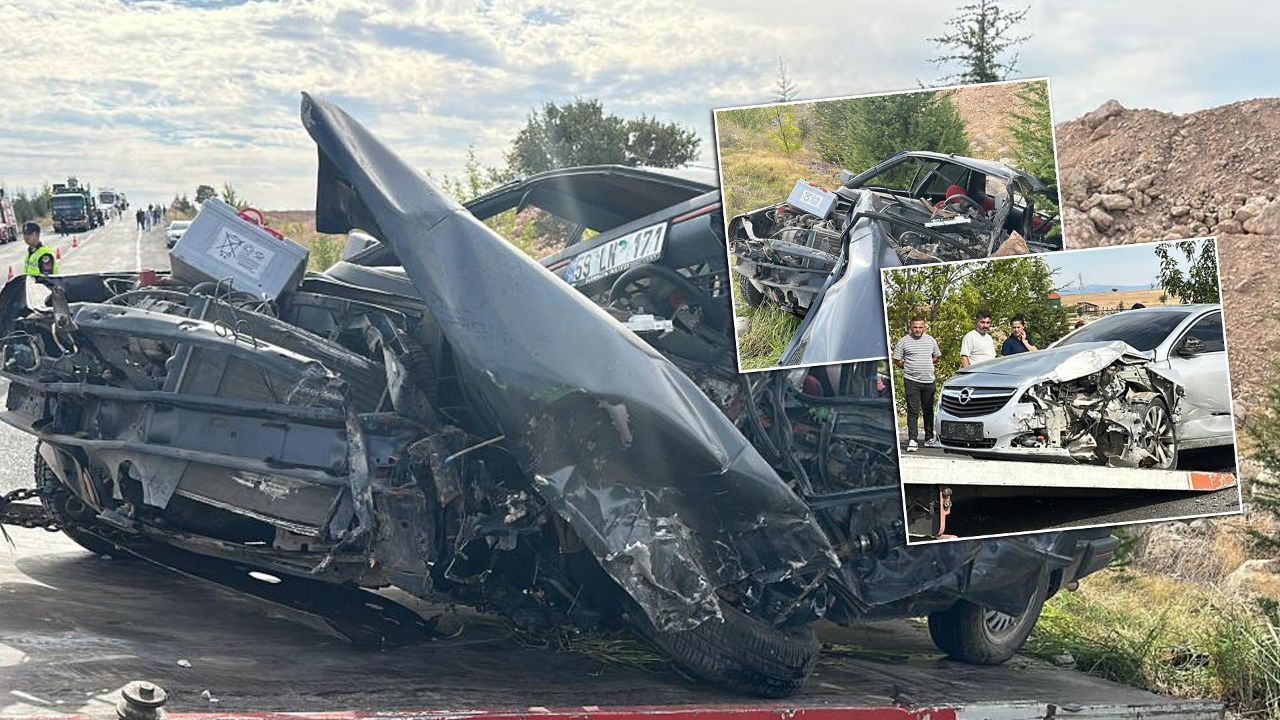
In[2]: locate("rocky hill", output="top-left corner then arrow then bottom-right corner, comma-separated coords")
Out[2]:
1056,98 -> 1280,246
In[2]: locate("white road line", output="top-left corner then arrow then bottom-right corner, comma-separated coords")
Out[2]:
136,225 -> 143,271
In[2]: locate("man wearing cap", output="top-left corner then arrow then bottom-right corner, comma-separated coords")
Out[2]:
22,223 -> 57,277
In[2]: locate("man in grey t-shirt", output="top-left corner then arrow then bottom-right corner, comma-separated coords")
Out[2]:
892,316 -> 941,452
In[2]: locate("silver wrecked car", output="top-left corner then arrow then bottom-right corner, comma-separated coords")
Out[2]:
935,304 -> 1230,468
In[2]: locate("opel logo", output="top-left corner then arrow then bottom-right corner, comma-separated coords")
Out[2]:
958,387 -> 973,405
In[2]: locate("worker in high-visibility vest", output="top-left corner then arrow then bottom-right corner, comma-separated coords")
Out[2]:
22,222 -> 57,276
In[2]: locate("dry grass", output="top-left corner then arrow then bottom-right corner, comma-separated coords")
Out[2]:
262,211 -> 343,271
1029,569 -> 1280,717
1063,288 -> 1177,312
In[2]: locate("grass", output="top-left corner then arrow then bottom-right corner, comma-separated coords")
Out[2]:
733,277 -> 800,369
1026,569 -> 1280,717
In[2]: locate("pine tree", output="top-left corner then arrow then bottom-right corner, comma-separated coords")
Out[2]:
929,0 -> 1030,84
773,57 -> 798,103
813,91 -> 970,172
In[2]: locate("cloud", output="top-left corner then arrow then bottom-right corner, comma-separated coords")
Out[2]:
1,0 -> 1275,209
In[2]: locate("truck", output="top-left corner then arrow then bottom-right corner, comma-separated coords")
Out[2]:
0,187 -> 18,243
49,176 -> 99,233
98,187 -> 121,220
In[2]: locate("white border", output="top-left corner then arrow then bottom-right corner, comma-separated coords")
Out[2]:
712,77 -> 1063,375
876,236 -> 1245,544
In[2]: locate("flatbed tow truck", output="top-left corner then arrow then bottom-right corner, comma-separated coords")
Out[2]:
0,525 -> 1222,720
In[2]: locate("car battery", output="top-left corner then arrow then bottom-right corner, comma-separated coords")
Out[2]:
169,198 -> 309,300
785,180 -> 838,220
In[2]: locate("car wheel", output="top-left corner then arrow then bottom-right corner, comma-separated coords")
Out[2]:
34,447 -> 122,558
927,570 -> 1048,665
629,597 -> 819,698
1138,396 -> 1178,470
740,276 -> 765,308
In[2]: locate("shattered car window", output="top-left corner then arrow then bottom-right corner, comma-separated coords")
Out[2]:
1057,311 -> 1191,351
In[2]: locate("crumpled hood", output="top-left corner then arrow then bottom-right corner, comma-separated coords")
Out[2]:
950,340 -> 1162,384
298,93 -> 836,631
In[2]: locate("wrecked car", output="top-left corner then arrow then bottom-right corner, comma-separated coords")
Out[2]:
0,94 -> 1114,697
935,305 -> 1231,467
729,151 -> 1061,366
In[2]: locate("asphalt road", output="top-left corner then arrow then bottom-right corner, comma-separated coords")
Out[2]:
901,440 -> 1243,539
0,214 -> 170,495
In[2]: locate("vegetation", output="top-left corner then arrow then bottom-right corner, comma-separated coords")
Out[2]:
1004,79 -> 1058,201
1247,378 -> 1280,558
811,92 -> 970,179
732,280 -> 800,370
772,57 -> 799,103
505,98 -> 700,175
8,184 -> 52,224
195,184 -> 217,204
1027,569 -> 1280,717
929,0 -> 1030,84
1155,239 -> 1221,304
220,182 -> 249,210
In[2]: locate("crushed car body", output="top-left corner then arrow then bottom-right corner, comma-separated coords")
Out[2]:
0,94 -> 1116,697
729,151 -> 1061,365
938,341 -> 1184,467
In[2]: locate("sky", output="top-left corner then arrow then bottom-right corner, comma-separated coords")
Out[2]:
2,0 -> 1278,210
1048,240 -> 1209,291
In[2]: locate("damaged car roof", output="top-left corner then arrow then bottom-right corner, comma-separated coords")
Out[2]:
849,150 -> 1049,192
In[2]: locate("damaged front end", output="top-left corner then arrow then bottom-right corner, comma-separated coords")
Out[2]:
0,93 -> 838,678
954,341 -> 1184,468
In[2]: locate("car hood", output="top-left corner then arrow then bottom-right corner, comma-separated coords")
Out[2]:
299,93 -> 836,631
947,340 -> 1162,385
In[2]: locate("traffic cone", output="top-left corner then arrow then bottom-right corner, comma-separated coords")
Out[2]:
55,247 -> 61,260
72,235 -> 78,248
6,266 -> 12,281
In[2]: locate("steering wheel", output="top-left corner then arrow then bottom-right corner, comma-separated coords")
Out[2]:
942,194 -> 984,214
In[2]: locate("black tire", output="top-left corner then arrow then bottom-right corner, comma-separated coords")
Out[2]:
630,599 -> 819,698
1137,396 -> 1178,470
34,448 -> 121,557
740,276 -> 766,308
928,570 -> 1048,665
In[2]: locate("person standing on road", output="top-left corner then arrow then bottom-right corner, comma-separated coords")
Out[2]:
893,317 -> 942,452
136,208 -> 146,231
21,222 -> 57,277
960,310 -> 996,367
1000,314 -> 1038,356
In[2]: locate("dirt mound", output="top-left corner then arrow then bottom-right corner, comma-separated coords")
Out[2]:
1056,98 -> 1280,246
947,83 -> 1035,162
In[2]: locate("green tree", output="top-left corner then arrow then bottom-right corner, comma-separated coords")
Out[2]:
431,146 -> 508,203
220,183 -> 248,210
813,91 -> 970,172
195,184 -> 217,204
1004,80 -> 1058,204
1154,239 -> 1220,304
929,0 -> 1030,84
506,99 -> 700,175
1249,382 -> 1280,559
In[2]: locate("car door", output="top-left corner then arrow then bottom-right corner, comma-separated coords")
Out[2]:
1163,310 -> 1233,447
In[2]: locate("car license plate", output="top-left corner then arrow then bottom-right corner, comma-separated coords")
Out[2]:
940,420 -> 984,442
566,222 -> 667,286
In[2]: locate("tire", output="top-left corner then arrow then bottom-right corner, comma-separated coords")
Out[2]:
1137,396 -> 1178,470
630,599 -> 819,698
740,276 -> 766,308
34,448 -> 121,557
928,570 -> 1048,665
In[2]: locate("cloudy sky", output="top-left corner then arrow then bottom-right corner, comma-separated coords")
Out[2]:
2,0 -> 1276,210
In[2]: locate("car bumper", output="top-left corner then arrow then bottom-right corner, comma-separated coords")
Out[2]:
934,397 -> 1078,462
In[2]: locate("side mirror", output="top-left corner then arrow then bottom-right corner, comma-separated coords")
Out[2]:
1178,336 -> 1206,357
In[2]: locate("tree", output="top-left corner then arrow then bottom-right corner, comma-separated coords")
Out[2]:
773,57 -> 798,102
506,99 -> 699,175
195,184 -> 217,204
220,183 -> 248,210
812,91 -> 970,171
929,0 -> 1030,84
1154,239 -> 1219,304
1004,80 -> 1057,202
431,146 -> 508,203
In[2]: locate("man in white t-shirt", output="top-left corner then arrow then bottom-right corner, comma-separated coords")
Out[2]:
960,310 -> 996,366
